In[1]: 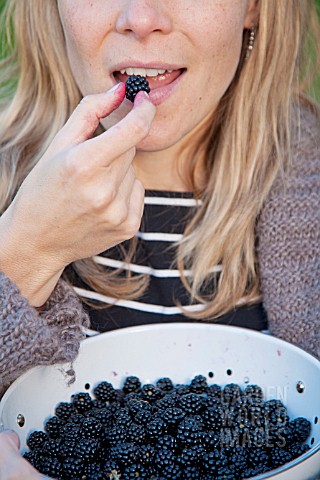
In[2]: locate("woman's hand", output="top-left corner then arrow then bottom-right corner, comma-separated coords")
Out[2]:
0,84 -> 156,306
0,430 -> 44,479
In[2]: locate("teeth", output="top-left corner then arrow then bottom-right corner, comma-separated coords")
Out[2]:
119,67 -> 172,77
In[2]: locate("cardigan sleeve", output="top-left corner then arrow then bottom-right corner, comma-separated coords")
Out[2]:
0,271 -> 89,396
257,105 -> 320,359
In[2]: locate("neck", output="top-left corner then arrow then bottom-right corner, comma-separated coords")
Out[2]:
133,143 -> 190,192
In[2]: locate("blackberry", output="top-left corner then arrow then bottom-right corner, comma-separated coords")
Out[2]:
125,75 -> 150,103
269,446 -> 293,468
207,384 -> 222,399
154,448 -> 177,470
128,398 -> 153,416
81,417 -> 103,439
121,462 -> 149,479
74,438 -> 100,463
71,392 -> 93,413
249,425 -> 269,448
62,457 -> 84,479
110,442 -> 138,468
88,473 -> 108,480
105,425 -> 127,446
83,462 -> 103,478
134,409 -> 153,426
277,423 -> 296,447
91,407 -> 114,425
44,415 -> 64,438
182,464 -> 201,479
55,401 -> 75,421
60,422 -> 81,442
178,445 -> 205,467
156,377 -> 174,392
92,398 -> 108,410
248,447 -> 270,468
201,449 -> 228,474
230,446 -> 248,474
179,393 -> 204,414
160,462 -> 182,479
146,419 -> 166,442
162,407 -> 185,430
67,412 -> 85,425
42,438 -> 63,458
57,440 -> 77,460
289,417 -> 311,443
204,430 -> 221,450
23,450 -> 42,470
141,384 -> 164,403
136,444 -> 155,466
26,430 -> 49,450
93,381 -> 115,402
123,376 -> 142,394
223,383 -> 242,405
102,458 -> 121,476
173,384 -> 190,396
156,394 -> 179,410
215,466 -> 236,479
126,422 -> 147,444
202,405 -> 224,430
244,384 -> 264,402
176,417 -> 203,448
156,434 -> 178,452
288,442 -> 310,459
38,456 -> 62,478
205,395 -> 223,409
190,375 -> 208,393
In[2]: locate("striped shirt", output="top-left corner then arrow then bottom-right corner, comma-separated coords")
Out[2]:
67,191 -> 268,335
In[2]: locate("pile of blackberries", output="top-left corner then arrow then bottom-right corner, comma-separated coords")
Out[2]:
24,375 -> 311,479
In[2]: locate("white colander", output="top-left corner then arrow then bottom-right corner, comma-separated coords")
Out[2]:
0,323 -> 319,479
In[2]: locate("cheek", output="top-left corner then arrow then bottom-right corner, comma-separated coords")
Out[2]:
201,15 -> 245,84
58,4 -> 107,90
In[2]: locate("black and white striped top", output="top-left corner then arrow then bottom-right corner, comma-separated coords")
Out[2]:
68,191 -> 268,334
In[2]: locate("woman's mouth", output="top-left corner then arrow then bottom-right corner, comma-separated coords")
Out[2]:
112,67 -> 186,105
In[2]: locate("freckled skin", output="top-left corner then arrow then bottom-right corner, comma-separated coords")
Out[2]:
57,1 -> 257,154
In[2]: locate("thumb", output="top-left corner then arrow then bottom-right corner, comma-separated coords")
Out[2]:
1,429 -> 20,449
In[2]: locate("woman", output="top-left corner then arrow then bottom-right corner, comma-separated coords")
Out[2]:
0,0 -> 319,477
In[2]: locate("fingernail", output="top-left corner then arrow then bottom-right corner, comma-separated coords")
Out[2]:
109,83 -> 122,93
134,91 -> 150,106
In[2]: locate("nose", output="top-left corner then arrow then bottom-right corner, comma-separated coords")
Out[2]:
116,0 -> 172,39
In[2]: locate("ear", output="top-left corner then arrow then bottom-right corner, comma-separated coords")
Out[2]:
244,0 -> 260,29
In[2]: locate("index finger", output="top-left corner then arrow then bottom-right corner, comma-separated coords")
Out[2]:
81,91 -> 156,165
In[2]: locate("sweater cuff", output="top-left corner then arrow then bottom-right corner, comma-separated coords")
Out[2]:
0,272 -> 90,389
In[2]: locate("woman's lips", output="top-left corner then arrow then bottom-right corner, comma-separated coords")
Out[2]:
113,68 -> 185,106
114,69 -> 184,91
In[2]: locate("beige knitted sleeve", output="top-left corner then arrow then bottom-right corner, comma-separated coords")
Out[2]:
0,272 -> 89,397
257,105 -> 320,359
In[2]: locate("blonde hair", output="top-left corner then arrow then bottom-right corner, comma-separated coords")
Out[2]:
0,0 -> 319,318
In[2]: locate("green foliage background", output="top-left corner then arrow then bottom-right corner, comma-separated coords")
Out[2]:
0,0 -> 319,101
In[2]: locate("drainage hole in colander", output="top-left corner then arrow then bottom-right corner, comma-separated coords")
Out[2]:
208,371 -> 214,378
226,368 -> 232,376
16,414 -> 25,428
84,383 -> 91,390
243,376 -> 250,384
314,416 -> 318,424
310,438 -> 315,445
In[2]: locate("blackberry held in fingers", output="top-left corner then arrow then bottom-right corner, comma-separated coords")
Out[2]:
125,75 -> 150,102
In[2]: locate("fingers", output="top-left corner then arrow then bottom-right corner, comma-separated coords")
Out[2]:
81,91 -> 156,167
53,83 -> 126,149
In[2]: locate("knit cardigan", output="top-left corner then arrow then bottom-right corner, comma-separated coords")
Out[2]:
0,105 -> 319,397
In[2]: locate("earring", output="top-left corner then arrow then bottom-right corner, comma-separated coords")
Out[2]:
245,24 -> 256,60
